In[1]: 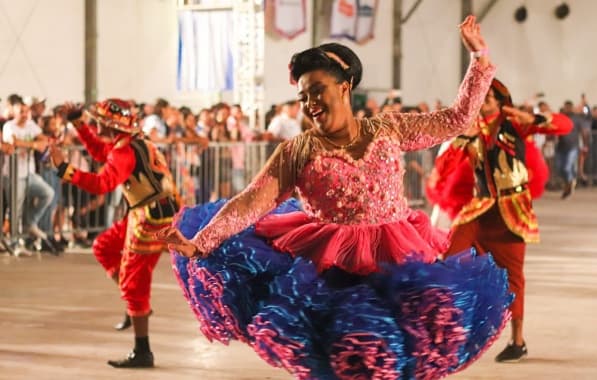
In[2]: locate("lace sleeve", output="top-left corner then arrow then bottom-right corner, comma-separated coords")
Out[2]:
190,141 -> 295,254
376,59 -> 496,151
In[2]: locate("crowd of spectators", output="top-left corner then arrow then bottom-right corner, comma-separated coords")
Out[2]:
0,91 -> 594,257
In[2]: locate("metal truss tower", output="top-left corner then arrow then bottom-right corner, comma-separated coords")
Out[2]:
177,0 -> 265,130
232,0 -> 265,130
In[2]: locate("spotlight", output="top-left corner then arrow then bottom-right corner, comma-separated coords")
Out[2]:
514,6 -> 527,23
555,3 -> 570,19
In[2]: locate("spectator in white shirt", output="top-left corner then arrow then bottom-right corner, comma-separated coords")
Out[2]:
142,98 -> 169,142
265,100 -> 302,141
2,102 -> 56,253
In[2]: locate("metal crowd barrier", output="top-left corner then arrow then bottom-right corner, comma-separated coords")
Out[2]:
1,141 -> 434,254
166,141 -> 433,209
0,152 -> 12,253
582,130 -> 597,186
166,141 -> 274,205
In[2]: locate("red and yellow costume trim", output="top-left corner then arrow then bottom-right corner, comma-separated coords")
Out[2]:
451,109 -> 571,243
447,205 -> 526,320
57,163 -> 76,182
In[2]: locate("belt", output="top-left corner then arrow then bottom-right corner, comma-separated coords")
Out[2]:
499,183 -> 529,196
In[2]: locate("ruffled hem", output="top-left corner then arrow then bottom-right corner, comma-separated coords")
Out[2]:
255,209 -> 448,275
171,199 -> 512,379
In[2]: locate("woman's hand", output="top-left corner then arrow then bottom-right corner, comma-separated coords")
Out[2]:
459,15 -> 487,53
155,226 -> 202,258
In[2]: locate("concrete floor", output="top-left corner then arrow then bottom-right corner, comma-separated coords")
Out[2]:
1,189 -> 596,380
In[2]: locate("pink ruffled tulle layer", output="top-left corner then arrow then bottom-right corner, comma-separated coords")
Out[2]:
255,210 -> 449,275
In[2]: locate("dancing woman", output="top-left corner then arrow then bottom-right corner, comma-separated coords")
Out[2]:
160,16 -> 510,379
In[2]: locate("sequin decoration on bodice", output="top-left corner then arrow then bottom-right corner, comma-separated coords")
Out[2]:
296,136 -> 408,225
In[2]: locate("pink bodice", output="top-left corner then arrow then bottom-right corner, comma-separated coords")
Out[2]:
297,137 -> 408,225
189,59 -> 496,265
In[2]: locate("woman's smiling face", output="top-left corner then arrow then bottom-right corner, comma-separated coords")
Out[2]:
297,69 -> 351,135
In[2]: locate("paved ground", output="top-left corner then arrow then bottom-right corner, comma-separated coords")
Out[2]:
1,189 -> 596,380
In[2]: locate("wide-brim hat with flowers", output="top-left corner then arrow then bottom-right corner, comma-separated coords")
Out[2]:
88,98 -> 139,134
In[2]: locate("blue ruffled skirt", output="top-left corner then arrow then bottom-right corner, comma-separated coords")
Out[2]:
171,200 -> 512,380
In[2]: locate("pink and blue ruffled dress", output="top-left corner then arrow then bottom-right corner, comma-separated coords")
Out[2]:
170,60 -> 512,379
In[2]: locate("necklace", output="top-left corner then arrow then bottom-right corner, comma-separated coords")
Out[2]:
321,122 -> 361,150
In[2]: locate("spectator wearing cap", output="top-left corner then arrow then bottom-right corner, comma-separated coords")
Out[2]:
23,96 -> 47,126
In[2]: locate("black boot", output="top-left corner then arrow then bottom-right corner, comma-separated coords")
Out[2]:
114,313 -> 131,331
107,351 -> 154,368
495,342 -> 528,363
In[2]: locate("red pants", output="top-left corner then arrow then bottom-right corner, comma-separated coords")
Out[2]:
446,205 -> 526,320
93,214 -> 164,317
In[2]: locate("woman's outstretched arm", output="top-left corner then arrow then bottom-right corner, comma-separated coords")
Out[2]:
159,141 -> 296,257
379,15 -> 496,151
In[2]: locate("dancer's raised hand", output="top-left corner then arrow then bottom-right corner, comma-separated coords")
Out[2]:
459,15 -> 487,53
57,102 -> 85,122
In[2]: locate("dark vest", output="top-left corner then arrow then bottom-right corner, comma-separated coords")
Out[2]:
122,139 -> 177,213
472,120 -> 529,198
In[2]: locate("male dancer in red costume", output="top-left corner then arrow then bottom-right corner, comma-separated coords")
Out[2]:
444,79 -> 572,363
49,99 -> 179,368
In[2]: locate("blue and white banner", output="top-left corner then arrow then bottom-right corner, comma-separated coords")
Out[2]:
177,10 -> 234,91
330,0 -> 377,44
271,0 -> 307,39
330,0 -> 357,40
